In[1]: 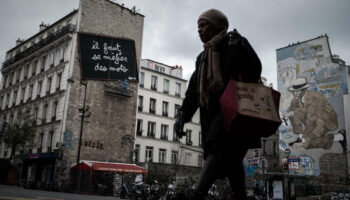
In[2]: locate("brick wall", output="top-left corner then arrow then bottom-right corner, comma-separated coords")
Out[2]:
64,0 -> 144,166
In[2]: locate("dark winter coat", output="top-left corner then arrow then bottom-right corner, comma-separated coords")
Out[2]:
180,30 -> 262,160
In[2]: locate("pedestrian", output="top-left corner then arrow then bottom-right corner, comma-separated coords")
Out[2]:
174,9 -> 262,200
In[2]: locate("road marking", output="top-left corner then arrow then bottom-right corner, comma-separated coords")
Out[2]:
0,196 -> 63,200
0,196 -> 38,200
37,197 -> 63,200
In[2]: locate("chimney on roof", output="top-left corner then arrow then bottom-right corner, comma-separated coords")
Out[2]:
16,37 -> 23,46
39,21 -> 48,31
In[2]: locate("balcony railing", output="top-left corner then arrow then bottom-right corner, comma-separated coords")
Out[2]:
151,85 -> 157,91
2,24 -> 76,69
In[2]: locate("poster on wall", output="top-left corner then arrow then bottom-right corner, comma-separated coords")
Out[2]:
78,33 -> 138,81
277,36 -> 348,176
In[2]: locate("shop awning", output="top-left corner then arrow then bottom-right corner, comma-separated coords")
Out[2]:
71,160 -> 146,174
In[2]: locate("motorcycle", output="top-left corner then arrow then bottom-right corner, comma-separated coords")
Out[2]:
164,181 -> 176,200
207,184 -> 219,200
147,180 -> 161,200
133,180 -> 147,200
116,182 -> 134,199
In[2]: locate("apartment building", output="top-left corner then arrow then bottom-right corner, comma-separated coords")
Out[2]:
0,0 -> 144,188
135,59 -> 203,171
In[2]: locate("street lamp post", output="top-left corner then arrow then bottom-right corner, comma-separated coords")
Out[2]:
284,148 -> 291,200
67,77 -> 90,168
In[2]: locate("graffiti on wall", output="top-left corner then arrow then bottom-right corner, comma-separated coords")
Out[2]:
63,131 -> 75,150
277,36 -> 348,176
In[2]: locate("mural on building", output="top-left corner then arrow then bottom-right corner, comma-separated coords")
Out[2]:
277,36 -> 348,176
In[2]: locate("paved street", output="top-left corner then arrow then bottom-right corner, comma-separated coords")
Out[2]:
0,185 -> 116,200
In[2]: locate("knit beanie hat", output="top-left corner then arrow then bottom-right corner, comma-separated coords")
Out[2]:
198,9 -> 229,30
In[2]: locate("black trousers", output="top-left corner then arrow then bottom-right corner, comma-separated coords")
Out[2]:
195,151 -> 248,199
195,111 -> 249,200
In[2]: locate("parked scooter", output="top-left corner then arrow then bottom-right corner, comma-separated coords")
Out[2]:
133,180 -> 146,200
207,184 -> 219,200
116,174 -> 147,200
164,181 -> 176,200
147,180 -> 161,200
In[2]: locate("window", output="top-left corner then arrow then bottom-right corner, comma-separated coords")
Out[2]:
173,126 -> 179,142
0,96 -> 3,108
52,101 -> 58,121
136,119 -> 143,136
47,77 -> 52,94
5,94 -> 10,107
60,46 -> 65,62
163,79 -> 169,93
38,132 -> 44,153
139,72 -> 144,87
145,146 -> 153,162
185,153 -> 192,165
9,72 -> 14,86
28,84 -> 34,100
9,114 -> 14,125
34,107 -> 39,121
25,64 -> 29,78
37,81 -> 42,97
147,121 -> 156,137
171,151 -> 178,164
151,75 -> 157,90
135,145 -> 140,162
138,96 -> 143,112
253,149 -> 259,157
20,87 -> 25,102
186,130 -> 192,145
161,124 -> 168,140
199,132 -> 202,147
273,141 -> 277,156
174,104 -> 181,117
47,131 -> 54,152
13,90 -> 17,105
32,61 -> 37,75
56,73 -> 62,91
162,101 -> 168,117
155,65 -> 165,73
41,56 -> 46,71
2,75 -> 7,89
159,149 -> 166,163
175,82 -> 181,97
262,140 -> 266,155
198,155 -> 203,167
43,103 -> 48,122
50,51 -> 55,67
149,98 -> 156,114
16,70 -> 20,83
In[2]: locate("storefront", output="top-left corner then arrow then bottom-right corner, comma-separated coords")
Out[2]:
21,152 -> 59,189
71,160 -> 146,194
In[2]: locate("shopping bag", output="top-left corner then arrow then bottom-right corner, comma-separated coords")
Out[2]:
220,78 -> 282,138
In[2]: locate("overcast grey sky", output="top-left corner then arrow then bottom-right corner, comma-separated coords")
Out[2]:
1,0 -> 349,86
